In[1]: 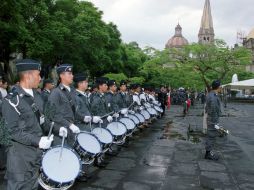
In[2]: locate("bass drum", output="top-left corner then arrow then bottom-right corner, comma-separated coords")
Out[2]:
39,146 -> 81,190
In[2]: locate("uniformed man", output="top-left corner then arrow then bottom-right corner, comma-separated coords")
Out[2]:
131,84 -> 142,110
41,79 -> 54,104
74,73 -> 102,132
90,77 -> 113,126
2,59 -> 54,190
105,80 -> 120,115
115,80 -> 128,109
158,85 -> 168,116
47,64 -> 80,146
205,80 -> 222,160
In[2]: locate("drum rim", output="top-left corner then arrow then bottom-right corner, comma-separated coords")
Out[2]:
106,122 -> 127,136
76,132 -> 102,154
41,145 -> 81,185
140,109 -> 151,119
135,113 -> 145,122
119,117 -> 136,130
127,114 -> 140,124
92,127 -> 113,144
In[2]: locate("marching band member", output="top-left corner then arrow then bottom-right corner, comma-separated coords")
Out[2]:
47,64 -> 80,145
2,59 -> 53,190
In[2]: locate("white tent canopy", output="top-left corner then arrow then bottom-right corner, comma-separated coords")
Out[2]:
223,79 -> 254,90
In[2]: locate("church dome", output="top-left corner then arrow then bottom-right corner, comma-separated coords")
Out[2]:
166,24 -> 189,49
247,28 -> 254,40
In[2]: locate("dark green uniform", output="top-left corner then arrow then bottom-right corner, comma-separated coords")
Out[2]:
205,91 -> 221,151
105,91 -> 119,112
90,92 -> 110,126
75,90 -> 92,131
115,92 -> 128,109
47,84 -> 79,145
2,86 -> 44,190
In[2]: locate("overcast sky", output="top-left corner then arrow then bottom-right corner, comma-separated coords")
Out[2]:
87,0 -> 253,50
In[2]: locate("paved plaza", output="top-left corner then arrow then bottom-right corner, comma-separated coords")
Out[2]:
1,103 -> 254,190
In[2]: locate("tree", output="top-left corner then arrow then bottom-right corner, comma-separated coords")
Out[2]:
179,40 -> 252,89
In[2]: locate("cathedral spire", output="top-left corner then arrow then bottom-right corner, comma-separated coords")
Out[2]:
198,0 -> 215,44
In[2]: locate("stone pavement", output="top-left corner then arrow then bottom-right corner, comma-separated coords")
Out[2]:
1,103 -> 254,190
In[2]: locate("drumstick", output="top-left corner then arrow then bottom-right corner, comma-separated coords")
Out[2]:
47,122 -> 54,139
59,131 -> 66,162
101,111 -> 114,119
89,120 -> 92,132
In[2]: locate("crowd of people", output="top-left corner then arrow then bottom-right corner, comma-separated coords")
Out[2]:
0,59 -> 169,190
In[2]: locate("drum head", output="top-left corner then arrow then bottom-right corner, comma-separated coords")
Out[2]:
147,108 -> 157,115
42,147 -> 81,183
127,114 -> 140,125
119,118 -> 135,130
135,113 -> 145,123
141,110 -> 150,120
92,128 -> 113,144
77,133 -> 101,154
106,122 -> 127,136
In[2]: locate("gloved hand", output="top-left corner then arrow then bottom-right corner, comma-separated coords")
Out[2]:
139,106 -> 144,110
84,116 -> 92,123
113,113 -> 119,118
107,115 -> 113,122
120,108 -> 128,115
214,124 -> 220,130
128,110 -> 135,114
39,135 -> 54,149
69,124 -> 80,134
93,116 -> 103,123
59,127 -> 68,137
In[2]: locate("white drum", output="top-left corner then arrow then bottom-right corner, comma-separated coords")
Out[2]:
140,110 -> 151,120
74,132 -> 101,164
127,114 -> 140,125
135,113 -> 145,124
119,117 -> 136,135
106,122 -> 127,144
39,146 -> 81,190
147,107 -> 158,116
92,127 -> 113,151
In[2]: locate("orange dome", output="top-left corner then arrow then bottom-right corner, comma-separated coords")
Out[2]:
166,24 -> 189,48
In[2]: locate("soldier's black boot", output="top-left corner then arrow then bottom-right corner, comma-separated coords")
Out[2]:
205,151 -> 219,161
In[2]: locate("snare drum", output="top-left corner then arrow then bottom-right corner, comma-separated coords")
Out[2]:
135,113 -> 145,124
127,114 -> 140,125
106,122 -> 127,145
147,107 -> 158,116
140,109 -> 151,120
154,105 -> 163,113
39,146 -> 81,190
119,117 -> 136,136
92,127 -> 113,152
73,132 -> 101,164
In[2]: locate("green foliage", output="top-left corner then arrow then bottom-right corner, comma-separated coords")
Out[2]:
128,77 -> 145,84
103,73 -> 127,84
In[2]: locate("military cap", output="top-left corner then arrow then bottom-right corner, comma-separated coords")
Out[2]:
120,80 -> 127,86
130,83 -> 140,90
211,80 -> 221,89
16,59 -> 41,72
96,77 -> 108,85
43,79 -> 54,86
56,64 -> 73,74
108,80 -> 116,87
74,73 -> 88,83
